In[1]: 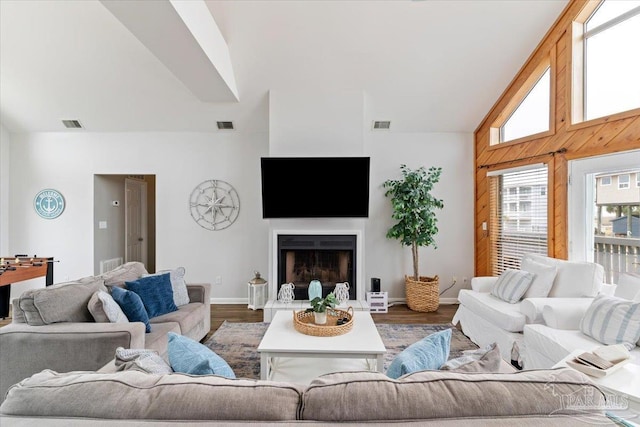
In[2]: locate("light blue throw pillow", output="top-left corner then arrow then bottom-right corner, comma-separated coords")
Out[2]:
386,328 -> 452,379
110,286 -> 151,333
168,332 -> 235,378
126,273 -> 178,318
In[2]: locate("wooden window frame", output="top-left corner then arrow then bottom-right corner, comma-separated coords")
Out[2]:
568,0 -> 640,130
489,47 -> 556,148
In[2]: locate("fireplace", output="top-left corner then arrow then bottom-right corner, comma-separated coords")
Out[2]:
277,234 -> 356,301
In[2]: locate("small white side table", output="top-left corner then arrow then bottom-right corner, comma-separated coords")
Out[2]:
554,350 -> 640,425
248,282 -> 268,310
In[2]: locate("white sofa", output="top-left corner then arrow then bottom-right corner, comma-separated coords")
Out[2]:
524,276 -> 640,369
453,254 -> 605,368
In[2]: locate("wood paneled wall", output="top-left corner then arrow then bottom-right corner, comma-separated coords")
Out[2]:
474,0 -> 640,276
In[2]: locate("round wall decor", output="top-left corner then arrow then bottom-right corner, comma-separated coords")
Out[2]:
34,189 -> 65,219
189,179 -> 240,231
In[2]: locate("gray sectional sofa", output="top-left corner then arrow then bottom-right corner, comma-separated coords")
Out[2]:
0,262 -> 211,402
0,367 -> 612,425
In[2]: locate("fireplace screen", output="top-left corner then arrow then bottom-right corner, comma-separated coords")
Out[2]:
277,235 -> 356,300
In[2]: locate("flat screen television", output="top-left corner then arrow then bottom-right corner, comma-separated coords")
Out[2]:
261,157 -> 370,218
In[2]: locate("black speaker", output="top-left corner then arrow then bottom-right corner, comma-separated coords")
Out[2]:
371,277 -> 381,293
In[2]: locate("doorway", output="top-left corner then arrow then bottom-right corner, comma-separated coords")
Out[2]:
94,175 -> 156,275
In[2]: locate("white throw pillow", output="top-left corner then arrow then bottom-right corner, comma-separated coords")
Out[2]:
520,258 -> 558,298
143,267 -> 190,307
580,295 -> 640,350
490,269 -> 535,304
614,273 -> 640,301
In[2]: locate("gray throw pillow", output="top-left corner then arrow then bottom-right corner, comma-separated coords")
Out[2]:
441,343 -> 502,373
114,347 -> 172,374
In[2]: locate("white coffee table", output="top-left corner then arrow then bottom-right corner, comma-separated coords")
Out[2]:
554,350 -> 640,425
257,310 -> 386,382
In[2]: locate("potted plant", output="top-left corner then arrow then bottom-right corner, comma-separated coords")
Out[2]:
383,164 -> 444,312
306,292 -> 338,324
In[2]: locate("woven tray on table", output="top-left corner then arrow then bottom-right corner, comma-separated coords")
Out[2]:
293,307 -> 354,337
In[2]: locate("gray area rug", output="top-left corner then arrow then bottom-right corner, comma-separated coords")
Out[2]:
203,321 -> 477,379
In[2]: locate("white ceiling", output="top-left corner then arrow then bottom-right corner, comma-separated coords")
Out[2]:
0,0 -> 568,134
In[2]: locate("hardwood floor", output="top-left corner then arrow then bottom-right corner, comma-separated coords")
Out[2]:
1,303 -> 459,341
207,303 -> 458,341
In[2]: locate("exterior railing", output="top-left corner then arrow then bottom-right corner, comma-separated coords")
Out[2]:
593,236 -> 640,283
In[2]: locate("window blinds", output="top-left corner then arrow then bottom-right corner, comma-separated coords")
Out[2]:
489,165 -> 549,275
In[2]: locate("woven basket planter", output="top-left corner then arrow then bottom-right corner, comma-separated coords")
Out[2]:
405,275 -> 439,312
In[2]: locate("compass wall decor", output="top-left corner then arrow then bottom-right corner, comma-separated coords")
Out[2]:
33,189 -> 65,219
189,180 -> 240,231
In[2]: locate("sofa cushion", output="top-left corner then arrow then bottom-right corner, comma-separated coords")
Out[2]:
579,295 -> 640,350
458,289 -> 527,332
150,302 -> 203,337
168,332 -> 235,378
523,254 -> 604,297
144,322 -> 180,357
100,262 -> 148,287
302,368 -> 604,422
111,286 -> 151,333
18,278 -> 107,326
386,329 -> 451,379
490,269 -> 534,303
615,273 -> 640,301
88,290 -> 129,323
521,257 -> 557,298
126,273 -> 178,318
144,267 -> 190,307
1,369 -> 303,421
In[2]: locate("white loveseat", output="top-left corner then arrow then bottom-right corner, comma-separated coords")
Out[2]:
524,274 -> 640,369
453,254 -> 605,368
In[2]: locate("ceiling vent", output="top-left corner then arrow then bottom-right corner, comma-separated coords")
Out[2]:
62,119 -> 83,129
217,121 -> 234,130
372,121 -> 391,130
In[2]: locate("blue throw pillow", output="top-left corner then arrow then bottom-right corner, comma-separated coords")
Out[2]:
168,332 -> 235,379
386,328 -> 452,379
125,273 -> 178,318
110,286 -> 151,333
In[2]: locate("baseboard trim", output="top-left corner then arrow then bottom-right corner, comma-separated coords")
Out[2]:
211,298 -> 247,305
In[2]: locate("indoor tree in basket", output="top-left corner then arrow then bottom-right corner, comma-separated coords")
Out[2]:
306,292 -> 338,325
383,164 -> 444,312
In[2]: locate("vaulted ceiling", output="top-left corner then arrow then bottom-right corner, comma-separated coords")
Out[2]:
0,0 -> 568,133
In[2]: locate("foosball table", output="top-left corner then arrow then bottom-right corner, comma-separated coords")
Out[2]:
0,256 -> 54,318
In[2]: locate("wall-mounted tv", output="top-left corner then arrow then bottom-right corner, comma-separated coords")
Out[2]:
261,157 -> 370,218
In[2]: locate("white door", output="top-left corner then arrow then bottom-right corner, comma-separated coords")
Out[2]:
125,178 -> 147,265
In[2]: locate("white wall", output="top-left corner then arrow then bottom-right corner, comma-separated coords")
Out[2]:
8,131 -> 270,300
0,125 -> 9,255
6,113 -> 474,304
365,132 -> 475,300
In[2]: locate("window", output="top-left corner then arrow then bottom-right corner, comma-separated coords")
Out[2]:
600,176 -> 611,186
490,55 -> 554,146
500,68 -> 551,143
618,174 -> 630,189
489,165 -> 548,274
572,1 -> 640,122
636,173 -> 640,188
